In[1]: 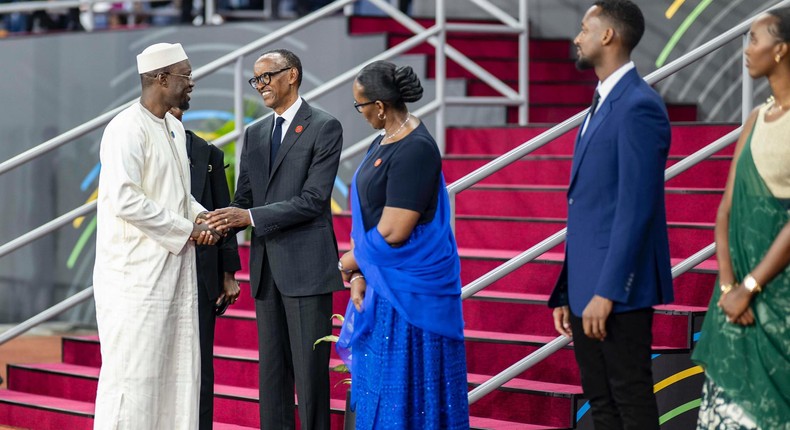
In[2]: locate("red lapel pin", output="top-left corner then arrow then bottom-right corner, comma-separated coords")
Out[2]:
295,125 -> 304,134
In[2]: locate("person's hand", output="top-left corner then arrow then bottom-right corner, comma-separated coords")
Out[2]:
218,272 -> 241,306
206,207 -> 251,234
190,222 -> 221,245
552,306 -> 572,338
718,284 -> 754,325
582,295 -> 613,341
349,273 -> 366,312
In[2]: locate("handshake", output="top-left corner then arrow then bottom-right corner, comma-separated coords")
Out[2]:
190,207 -> 253,246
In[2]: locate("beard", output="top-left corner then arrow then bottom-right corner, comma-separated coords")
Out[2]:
179,99 -> 190,111
575,56 -> 594,71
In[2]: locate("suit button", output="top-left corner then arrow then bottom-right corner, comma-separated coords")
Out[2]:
568,198 -> 574,205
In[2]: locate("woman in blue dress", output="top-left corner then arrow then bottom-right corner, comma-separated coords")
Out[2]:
336,61 -> 469,429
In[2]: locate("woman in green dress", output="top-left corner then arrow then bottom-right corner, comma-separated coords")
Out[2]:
692,8 -> 790,430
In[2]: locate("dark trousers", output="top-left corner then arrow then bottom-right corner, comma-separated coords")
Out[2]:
255,262 -> 332,430
570,308 -> 659,430
197,281 -> 217,430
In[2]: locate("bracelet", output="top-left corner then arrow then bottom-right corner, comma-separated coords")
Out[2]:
337,260 -> 353,274
349,274 -> 365,284
719,282 -> 734,294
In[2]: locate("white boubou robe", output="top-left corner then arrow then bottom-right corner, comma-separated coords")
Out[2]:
93,102 -> 205,430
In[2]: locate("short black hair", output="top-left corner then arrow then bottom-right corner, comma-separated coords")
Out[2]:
767,6 -> 790,42
260,48 -> 303,88
594,0 -> 645,53
355,61 -> 423,112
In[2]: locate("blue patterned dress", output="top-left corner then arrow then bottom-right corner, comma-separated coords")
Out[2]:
337,126 -> 469,429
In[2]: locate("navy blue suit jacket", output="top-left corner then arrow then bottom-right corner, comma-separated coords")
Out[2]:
548,68 -> 674,316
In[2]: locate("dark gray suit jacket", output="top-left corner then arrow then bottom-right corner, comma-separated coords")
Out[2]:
232,99 -> 344,297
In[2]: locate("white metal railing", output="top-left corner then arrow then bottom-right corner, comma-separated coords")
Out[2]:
0,0 -> 529,337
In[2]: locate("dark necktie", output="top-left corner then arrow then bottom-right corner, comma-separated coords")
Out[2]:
589,89 -> 601,118
270,116 -> 285,170
581,90 -> 600,137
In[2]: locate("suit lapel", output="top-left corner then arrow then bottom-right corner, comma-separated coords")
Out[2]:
188,132 -> 209,199
569,69 -> 640,189
269,99 -> 312,180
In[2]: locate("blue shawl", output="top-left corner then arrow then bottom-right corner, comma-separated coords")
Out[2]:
336,167 -> 465,372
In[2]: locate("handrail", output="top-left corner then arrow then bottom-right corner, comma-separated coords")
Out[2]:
0,201 -> 97,260
0,286 -> 94,347
466,243 -> 718,404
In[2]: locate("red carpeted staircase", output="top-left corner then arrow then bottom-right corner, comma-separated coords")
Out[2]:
0,15 -> 736,430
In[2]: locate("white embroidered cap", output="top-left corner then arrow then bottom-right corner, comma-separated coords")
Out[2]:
136,43 -> 188,74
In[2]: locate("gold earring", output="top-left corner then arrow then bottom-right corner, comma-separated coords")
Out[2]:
776,54 -> 782,63
377,113 -> 386,120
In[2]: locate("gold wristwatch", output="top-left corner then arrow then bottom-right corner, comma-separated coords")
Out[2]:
743,274 -> 762,294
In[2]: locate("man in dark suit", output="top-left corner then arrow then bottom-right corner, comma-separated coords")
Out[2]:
548,2 -> 673,429
207,49 -> 343,430
170,106 -> 242,430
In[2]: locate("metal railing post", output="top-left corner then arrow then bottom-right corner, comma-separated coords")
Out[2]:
448,190 -> 456,233
518,0 -> 529,124
742,34 -> 753,123
205,0 -> 215,25
234,56 -> 245,187
435,0 -> 447,154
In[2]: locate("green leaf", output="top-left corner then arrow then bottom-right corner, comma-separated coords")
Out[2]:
312,335 -> 339,350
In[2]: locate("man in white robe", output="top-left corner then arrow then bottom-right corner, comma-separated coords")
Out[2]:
93,43 -> 219,430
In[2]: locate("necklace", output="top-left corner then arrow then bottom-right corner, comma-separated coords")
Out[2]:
767,95 -> 788,112
383,113 -> 411,141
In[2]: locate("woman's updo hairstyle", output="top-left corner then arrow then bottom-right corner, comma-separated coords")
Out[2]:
356,61 -> 424,111
767,6 -> 790,43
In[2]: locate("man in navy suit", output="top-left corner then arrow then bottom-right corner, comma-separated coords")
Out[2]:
548,2 -> 673,429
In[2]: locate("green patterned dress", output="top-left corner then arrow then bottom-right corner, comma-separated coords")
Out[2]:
692,106 -> 790,430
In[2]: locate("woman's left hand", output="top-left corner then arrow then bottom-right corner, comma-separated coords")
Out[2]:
718,285 -> 754,325
350,276 -> 367,312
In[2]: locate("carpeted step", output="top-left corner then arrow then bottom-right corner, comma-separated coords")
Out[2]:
506,103 -> 698,123
331,213 -> 714,259
468,81 -> 595,103
470,416 -> 558,429
441,156 -> 731,188
424,57 -> 595,82
6,363 -> 98,403
451,185 -> 724,223
444,124 -> 738,156
0,390 -> 93,430
388,34 -> 572,60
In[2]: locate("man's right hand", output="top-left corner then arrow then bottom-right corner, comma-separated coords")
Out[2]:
553,306 -> 573,338
190,222 -> 221,245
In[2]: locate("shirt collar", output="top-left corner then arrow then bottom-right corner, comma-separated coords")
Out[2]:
275,96 -> 303,127
595,61 -> 635,108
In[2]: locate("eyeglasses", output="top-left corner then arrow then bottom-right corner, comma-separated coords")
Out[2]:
165,72 -> 193,81
248,67 -> 292,89
353,100 -> 376,113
